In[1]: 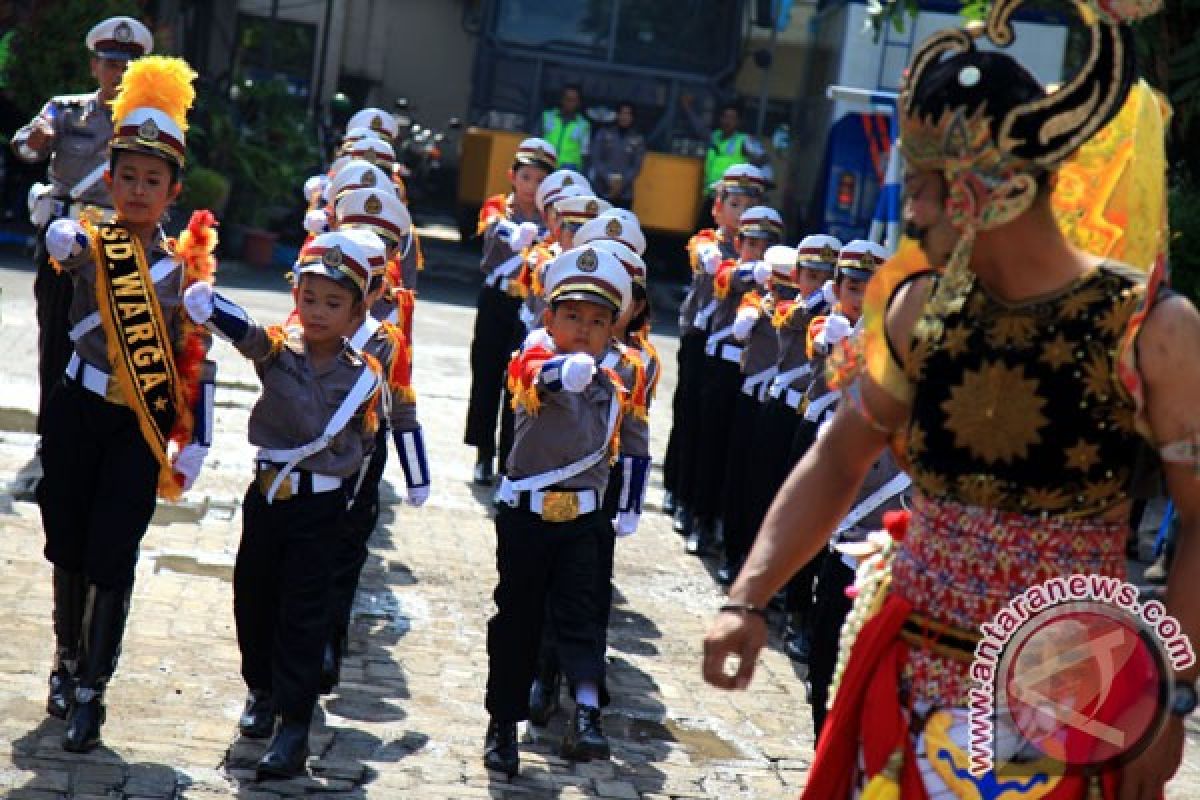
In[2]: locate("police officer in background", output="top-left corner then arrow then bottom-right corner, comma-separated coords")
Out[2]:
11,15 -> 153,432
589,102 -> 645,209
536,84 -> 591,173
681,94 -> 767,198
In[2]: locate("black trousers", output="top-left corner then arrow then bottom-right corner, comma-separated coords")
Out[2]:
37,379 -> 159,589
665,331 -> 706,505
329,428 -> 388,651
809,551 -> 855,741
33,230 -> 75,434
234,484 -> 345,724
486,507 -> 605,722
720,391 -> 763,568
691,356 -> 742,520
465,286 -> 522,459
745,397 -> 802,549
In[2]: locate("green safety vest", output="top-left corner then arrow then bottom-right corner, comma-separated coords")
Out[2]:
705,131 -> 748,190
542,109 -> 589,168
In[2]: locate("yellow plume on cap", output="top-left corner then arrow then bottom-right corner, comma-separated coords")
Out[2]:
111,55 -> 197,133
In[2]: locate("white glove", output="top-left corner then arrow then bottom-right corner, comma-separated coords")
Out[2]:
818,313 -> 853,347
614,511 -> 640,537
303,174 -> 328,202
731,307 -> 759,342
821,279 -> 837,308
751,260 -> 772,286
523,327 -> 554,351
182,281 -> 215,325
46,218 -> 88,262
172,443 -> 208,491
406,484 -> 430,507
303,208 -> 330,236
699,244 -> 721,275
560,352 -> 597,392
511,221 -> 539,251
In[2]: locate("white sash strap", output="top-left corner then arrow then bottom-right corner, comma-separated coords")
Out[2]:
600,349 -> 621,370
149,256 -> 178,285
770,363 -> 813,396
804,389 -> 840,422
835,472 -> 911,536
693,299 -> 718,331
499,391 -> 621,499
705,324 -> 735,355
349,316 -> 381,351
256,364 -> 380,503
484,252 -> 524,289
69,311 -> 101,342
742,366 -> 777,400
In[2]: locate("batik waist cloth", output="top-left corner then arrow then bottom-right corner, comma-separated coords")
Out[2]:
890,492 -> 1128,708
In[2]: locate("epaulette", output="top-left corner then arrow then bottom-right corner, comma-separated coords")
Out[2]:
379,319 -> 415,402
506,342 -> 557,415
359,351 -> 383,435
631,330 -> 662,404
713,258 -> 739,299
477,194 -> 510,236
412,229 -> 425,272
686,228 -> 719,274
806,315 -> 828,361
772,298 -> 799,329
739,290 -> 765,313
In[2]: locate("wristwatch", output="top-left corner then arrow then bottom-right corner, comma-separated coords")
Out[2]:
1169,680 -> 1198,717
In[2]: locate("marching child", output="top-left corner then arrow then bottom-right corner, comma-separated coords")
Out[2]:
37,55 -> 216,753
182,232 -> 383,779
465,138 -> 556,485
688,205 -> 783,558
484,246 -> 635,777
663,164 -> 765,531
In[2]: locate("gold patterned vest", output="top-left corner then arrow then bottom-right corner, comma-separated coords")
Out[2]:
903,263 -> 1148,517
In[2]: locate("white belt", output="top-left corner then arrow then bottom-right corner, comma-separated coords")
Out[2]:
254,458 -> 343,494
742,367 -> 777,401
770,363 -> 813,396
709,343 -> 742,363
484,252 -> 523,290
804,390 -> 840,422
693,299 -> 718,331
498,484 -> 599,516
780,387 -> 805,410
65,351 -> 110,397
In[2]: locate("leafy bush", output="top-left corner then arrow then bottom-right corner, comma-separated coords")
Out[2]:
178,166 -> 230,214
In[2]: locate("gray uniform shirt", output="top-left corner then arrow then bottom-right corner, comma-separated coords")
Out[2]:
600,344 -> 650,461
480,196 -> 543,276
680,232 -> 737,334
740,296 -> 779,379
775,297 -> 827,394
708,263 -> 757,344
589,126 -> 645,202
506,352 -> 625,495
231,322 -> 378,478
13,91 -> 114,207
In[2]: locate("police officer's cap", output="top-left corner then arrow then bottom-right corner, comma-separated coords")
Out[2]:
555,194 -> 611,227
536,169 -> 591,210
589,239 -> 647,288
330,159 -> 398,203
295,232 -> 372,300
336,187 -> 412,245
347,108 -> 399,141
764,245 -> 799,283
738,206 -> 784,240
574,209 -> 647,257
514,137 -> 558,172
719,164 -> 767,197
836,239 -> 890,281
795,234 -> 843,273
87,17 -> 153,60
543,246 -> 632,315
340,228 -> 389,280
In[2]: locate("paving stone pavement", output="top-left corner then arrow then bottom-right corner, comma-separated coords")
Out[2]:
0,252 -> 1198,799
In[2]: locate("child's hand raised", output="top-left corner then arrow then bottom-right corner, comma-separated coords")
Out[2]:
560,353 -> 597,392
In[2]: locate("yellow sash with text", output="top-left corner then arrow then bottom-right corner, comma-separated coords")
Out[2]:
93,222 -> 184,498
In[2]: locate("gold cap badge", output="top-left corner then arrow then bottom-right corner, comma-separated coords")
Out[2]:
364,193 -> 383,214
605,218 -> 622,237
138,117 -> 159,141
323,246 -> 344,268
578,249 -> 598,272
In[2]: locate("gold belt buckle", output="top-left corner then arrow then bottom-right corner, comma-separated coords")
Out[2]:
257,465 -> 293,501
540,490 -> 580,523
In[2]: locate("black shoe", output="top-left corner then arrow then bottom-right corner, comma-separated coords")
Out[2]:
483,718 -> 519,778
784,626 -> 811,664
561,703 -> 610,762
47,666 -> 74,720
62,692 -> 105,752
662,491 -> 677,516
528,670 -> 561,727
318,641 -> 340,695
672,506 -> 691,535
686,518 -> 714,556
239,690 -> 276,739
473,457 -> 495,486
716,563 -> 734,587
256,721 -> 309,780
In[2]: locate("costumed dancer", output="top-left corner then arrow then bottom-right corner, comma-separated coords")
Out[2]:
688,205 -> 783,558
704,1 -> 1200,796
36,55 -> 216,752
13,16 -> 153,430
464,138 -> 556,486
318,190 -> 431,694
664,164 -> 765,535
182,232 -> 383,778
484,246 -> 635,777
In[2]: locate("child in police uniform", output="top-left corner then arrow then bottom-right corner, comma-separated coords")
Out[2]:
39,55 -> 215,754
484,246 -> 635,778
688,205 -> 783,558
663,164 -> 765,532
465,138 -> 556,486
182,232 -> 383,779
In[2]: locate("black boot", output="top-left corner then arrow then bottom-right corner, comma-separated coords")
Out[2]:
561,703 -> 610,761
686,517 -> 714,556
473,452 -> 495,486
47,567 -> 86,719
662,490 -> 676,516
63,584 -> 132,753
483,717 -> 519,778
239,689 -> 276,739
257,720 -> 309,779
528,666 -> 561,726
672,505 -> 691,535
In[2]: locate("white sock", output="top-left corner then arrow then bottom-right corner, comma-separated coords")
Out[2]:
574,680 -> 600,709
